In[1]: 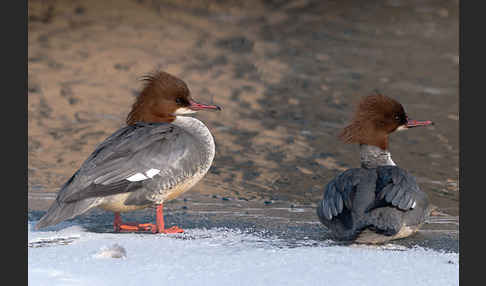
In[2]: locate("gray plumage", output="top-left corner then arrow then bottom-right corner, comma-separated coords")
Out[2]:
316,165 -> 430,241
320,94 -> 433,242
36,119 -> 213,229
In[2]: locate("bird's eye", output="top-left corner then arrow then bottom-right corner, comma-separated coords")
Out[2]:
394,115 -> 400,121
175,98 -> 184,105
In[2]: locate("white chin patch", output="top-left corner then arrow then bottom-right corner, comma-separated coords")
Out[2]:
173,107 -> 196,115
396,125 -> 408,131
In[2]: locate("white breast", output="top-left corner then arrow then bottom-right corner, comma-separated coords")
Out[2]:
172,116 -> 216,173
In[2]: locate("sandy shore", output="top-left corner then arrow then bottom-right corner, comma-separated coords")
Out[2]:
28,0 -> 459,219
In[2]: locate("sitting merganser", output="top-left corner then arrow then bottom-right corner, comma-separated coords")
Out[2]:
316,94 -> 433,244
35,71 -> 221,233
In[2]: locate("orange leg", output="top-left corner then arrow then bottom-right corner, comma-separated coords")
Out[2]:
155,204 -> 184,234
113,204 -> 184,234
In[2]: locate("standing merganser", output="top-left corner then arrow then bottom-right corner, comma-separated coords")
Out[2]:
316,93 -> 434,244
35,71 -> 221,233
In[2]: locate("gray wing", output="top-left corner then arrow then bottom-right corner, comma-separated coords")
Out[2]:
318,168 -> 361,220
371,165 -> 421,211
57,122 -> 205,203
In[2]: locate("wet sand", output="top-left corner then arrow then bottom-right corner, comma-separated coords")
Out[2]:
28,0 -> 458,248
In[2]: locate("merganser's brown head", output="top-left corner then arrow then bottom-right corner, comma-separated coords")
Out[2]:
339,93 -> 433,150
126,71 -> 221,125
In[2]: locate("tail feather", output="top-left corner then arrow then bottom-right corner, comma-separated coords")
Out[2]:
35,198 -> 98,230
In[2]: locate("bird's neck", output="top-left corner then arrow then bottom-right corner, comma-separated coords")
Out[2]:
360,144 -> 396,169
172,116 -> 216,171
126,95 -> 175,125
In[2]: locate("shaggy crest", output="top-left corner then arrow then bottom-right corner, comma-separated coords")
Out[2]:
338,93 -> 407,150
126,71 -> 191,125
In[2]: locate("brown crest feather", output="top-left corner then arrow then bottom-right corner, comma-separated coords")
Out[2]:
126,71 -> 190,125
338,93 -> 404,150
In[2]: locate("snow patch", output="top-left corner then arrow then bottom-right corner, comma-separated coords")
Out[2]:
28,221 -> 458,286
93,243 -> 127,259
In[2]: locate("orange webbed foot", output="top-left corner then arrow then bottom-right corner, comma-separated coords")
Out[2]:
113,204 -> 185,234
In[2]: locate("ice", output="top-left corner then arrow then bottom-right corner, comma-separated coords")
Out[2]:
28,221 -> 458,286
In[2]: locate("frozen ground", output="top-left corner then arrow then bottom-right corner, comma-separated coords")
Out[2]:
28,220 -> 458,286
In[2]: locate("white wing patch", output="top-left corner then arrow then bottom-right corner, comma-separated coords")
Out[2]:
411,201 -> 416,209
126,173 -> 147,182
145,168 -> 160,178
126,169 -> 161,182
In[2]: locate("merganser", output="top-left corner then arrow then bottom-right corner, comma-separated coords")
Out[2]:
316,93 -> 434,244
35,71 -> 221,233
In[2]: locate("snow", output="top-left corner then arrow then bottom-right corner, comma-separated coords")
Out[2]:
28,221 -> 458,286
